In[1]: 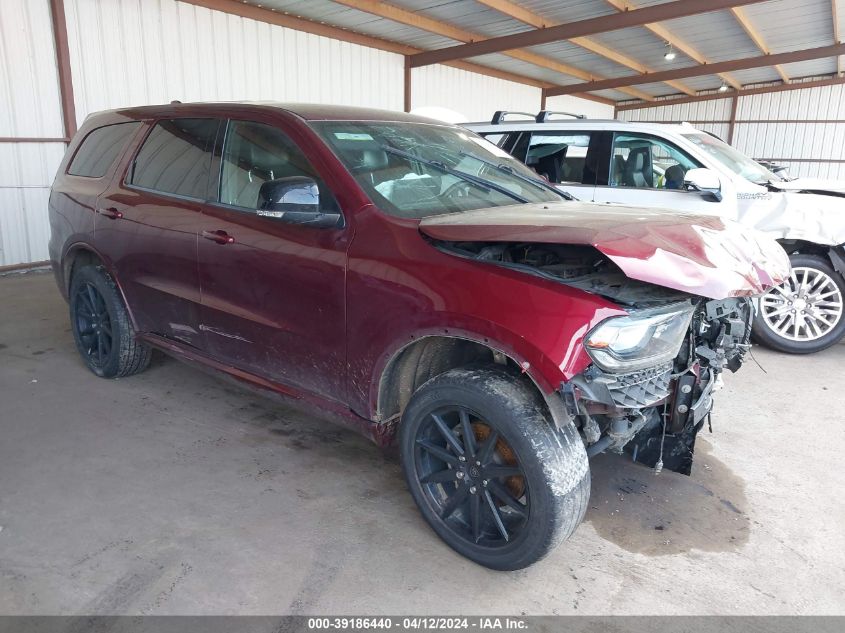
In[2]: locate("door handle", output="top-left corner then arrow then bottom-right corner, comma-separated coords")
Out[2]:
96,207 -> 123,220
202,229 -> 235,245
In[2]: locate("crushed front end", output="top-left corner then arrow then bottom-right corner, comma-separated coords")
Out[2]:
565,297 -> 754,475
427,236 -> 784,476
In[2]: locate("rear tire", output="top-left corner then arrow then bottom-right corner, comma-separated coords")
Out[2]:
69,265 -> 152,378
752,254 -> 845,354
399,367 -> 590,570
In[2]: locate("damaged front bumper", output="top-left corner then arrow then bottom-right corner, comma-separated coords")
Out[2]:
563,297 -> 753,475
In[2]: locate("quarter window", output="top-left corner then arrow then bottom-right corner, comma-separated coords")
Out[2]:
218,120 -> 334,212
129,119 -> 218,199
610,133 -> 700,190
67,122 -> 141,178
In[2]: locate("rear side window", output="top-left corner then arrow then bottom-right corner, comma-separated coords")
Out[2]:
526,133 -> 593,184
67,122 -> 141,178
129,118 -> 218,199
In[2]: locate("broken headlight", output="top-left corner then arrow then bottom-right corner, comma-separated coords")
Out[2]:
585,302 -> 695,373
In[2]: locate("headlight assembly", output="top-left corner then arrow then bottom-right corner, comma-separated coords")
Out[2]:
585,302 -> 695,373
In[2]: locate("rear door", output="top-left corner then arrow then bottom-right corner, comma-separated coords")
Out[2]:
95,118 -> 219,347
195,118 -> 349,402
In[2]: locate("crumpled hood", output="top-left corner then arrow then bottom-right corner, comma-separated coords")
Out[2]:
767,178 -> 845,195
736,188 -> 845,246
420,201 -> 790,300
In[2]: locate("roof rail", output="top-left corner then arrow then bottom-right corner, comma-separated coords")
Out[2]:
535,110 -> 586,122
491,110 -> 537,124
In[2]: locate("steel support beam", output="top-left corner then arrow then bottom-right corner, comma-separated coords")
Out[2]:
403,57 -> 412,113
548,43 -> 845,97
615,76 -> 845,111
408,0 -> 768,68
48,0 -> 77,138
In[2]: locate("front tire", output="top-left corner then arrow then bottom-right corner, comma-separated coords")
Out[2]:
69,265 -> 152,378
399,367 -> 590,570
752,254 -> 845,354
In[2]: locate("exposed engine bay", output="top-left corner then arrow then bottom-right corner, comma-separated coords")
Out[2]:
437,240 -> 755,475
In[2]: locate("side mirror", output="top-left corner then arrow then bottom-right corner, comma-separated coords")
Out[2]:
257,176 -> 341,228
684,168 -> 722,202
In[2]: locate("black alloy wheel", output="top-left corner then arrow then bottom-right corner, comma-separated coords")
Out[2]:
400,367 -> 590,570
413,405 -> 530,548
73,281 -> 114,370
68,264 -> 152,378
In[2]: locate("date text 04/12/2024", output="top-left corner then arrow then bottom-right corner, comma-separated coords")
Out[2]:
307,617 -> 528,630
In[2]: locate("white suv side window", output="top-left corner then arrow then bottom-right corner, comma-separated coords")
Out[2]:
525,133 -> 592,184
610,133 -> 699,189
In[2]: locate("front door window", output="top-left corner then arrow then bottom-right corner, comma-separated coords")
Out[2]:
610,133 -> 700,190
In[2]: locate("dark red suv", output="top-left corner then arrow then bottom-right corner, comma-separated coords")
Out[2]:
49,103 -> 788,570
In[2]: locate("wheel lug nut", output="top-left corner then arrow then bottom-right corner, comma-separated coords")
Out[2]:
482,480 -> 488,487
458,455 -> 466,462
475,461 -> 481,466
456,471 -> 464,479
469,486 -> 477,494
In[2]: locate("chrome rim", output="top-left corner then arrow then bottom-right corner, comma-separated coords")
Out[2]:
760,266 -> 843,342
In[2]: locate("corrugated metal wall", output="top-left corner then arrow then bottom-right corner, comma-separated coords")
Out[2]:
735,85 -> 845,179
411,64 -> 541,122
0,0 -> 65,267
620,98 -> 733,142
619,86 -> 845,180
64,0 -> 406,121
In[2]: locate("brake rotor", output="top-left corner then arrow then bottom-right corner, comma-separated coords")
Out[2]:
472,422 -> 525,501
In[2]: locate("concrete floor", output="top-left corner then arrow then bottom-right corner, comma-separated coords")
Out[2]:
1,269 -> 843,616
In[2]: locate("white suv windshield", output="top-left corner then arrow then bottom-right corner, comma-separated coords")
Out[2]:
312,121 -> 562,218
682,132 -> 779,186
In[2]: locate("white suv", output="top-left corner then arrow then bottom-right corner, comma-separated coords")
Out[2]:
466,111 -> 845,354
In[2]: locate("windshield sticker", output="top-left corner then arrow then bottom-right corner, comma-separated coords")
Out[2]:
334,132 -> 374,141
737,192 -> 772,200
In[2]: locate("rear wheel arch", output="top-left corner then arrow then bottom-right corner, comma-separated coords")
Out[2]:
64,246 -> 103,294
63,245 -> 138,330
375,335 -> 570,432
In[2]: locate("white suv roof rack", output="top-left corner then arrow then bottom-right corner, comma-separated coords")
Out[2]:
489,110 -> 586,124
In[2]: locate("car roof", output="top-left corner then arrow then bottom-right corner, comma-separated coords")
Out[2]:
464,119 -> 701,136
84,101 -> 440,125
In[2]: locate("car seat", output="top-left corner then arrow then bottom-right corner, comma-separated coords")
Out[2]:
623,147 -> 653,187
536,148 -> 566,183
611,155 -> 626,185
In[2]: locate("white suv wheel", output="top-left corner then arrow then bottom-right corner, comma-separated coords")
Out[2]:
760,266 -> 843,342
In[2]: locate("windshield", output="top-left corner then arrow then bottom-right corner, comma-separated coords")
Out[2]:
311,121 -> 562,218
682,132 -> 779,186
